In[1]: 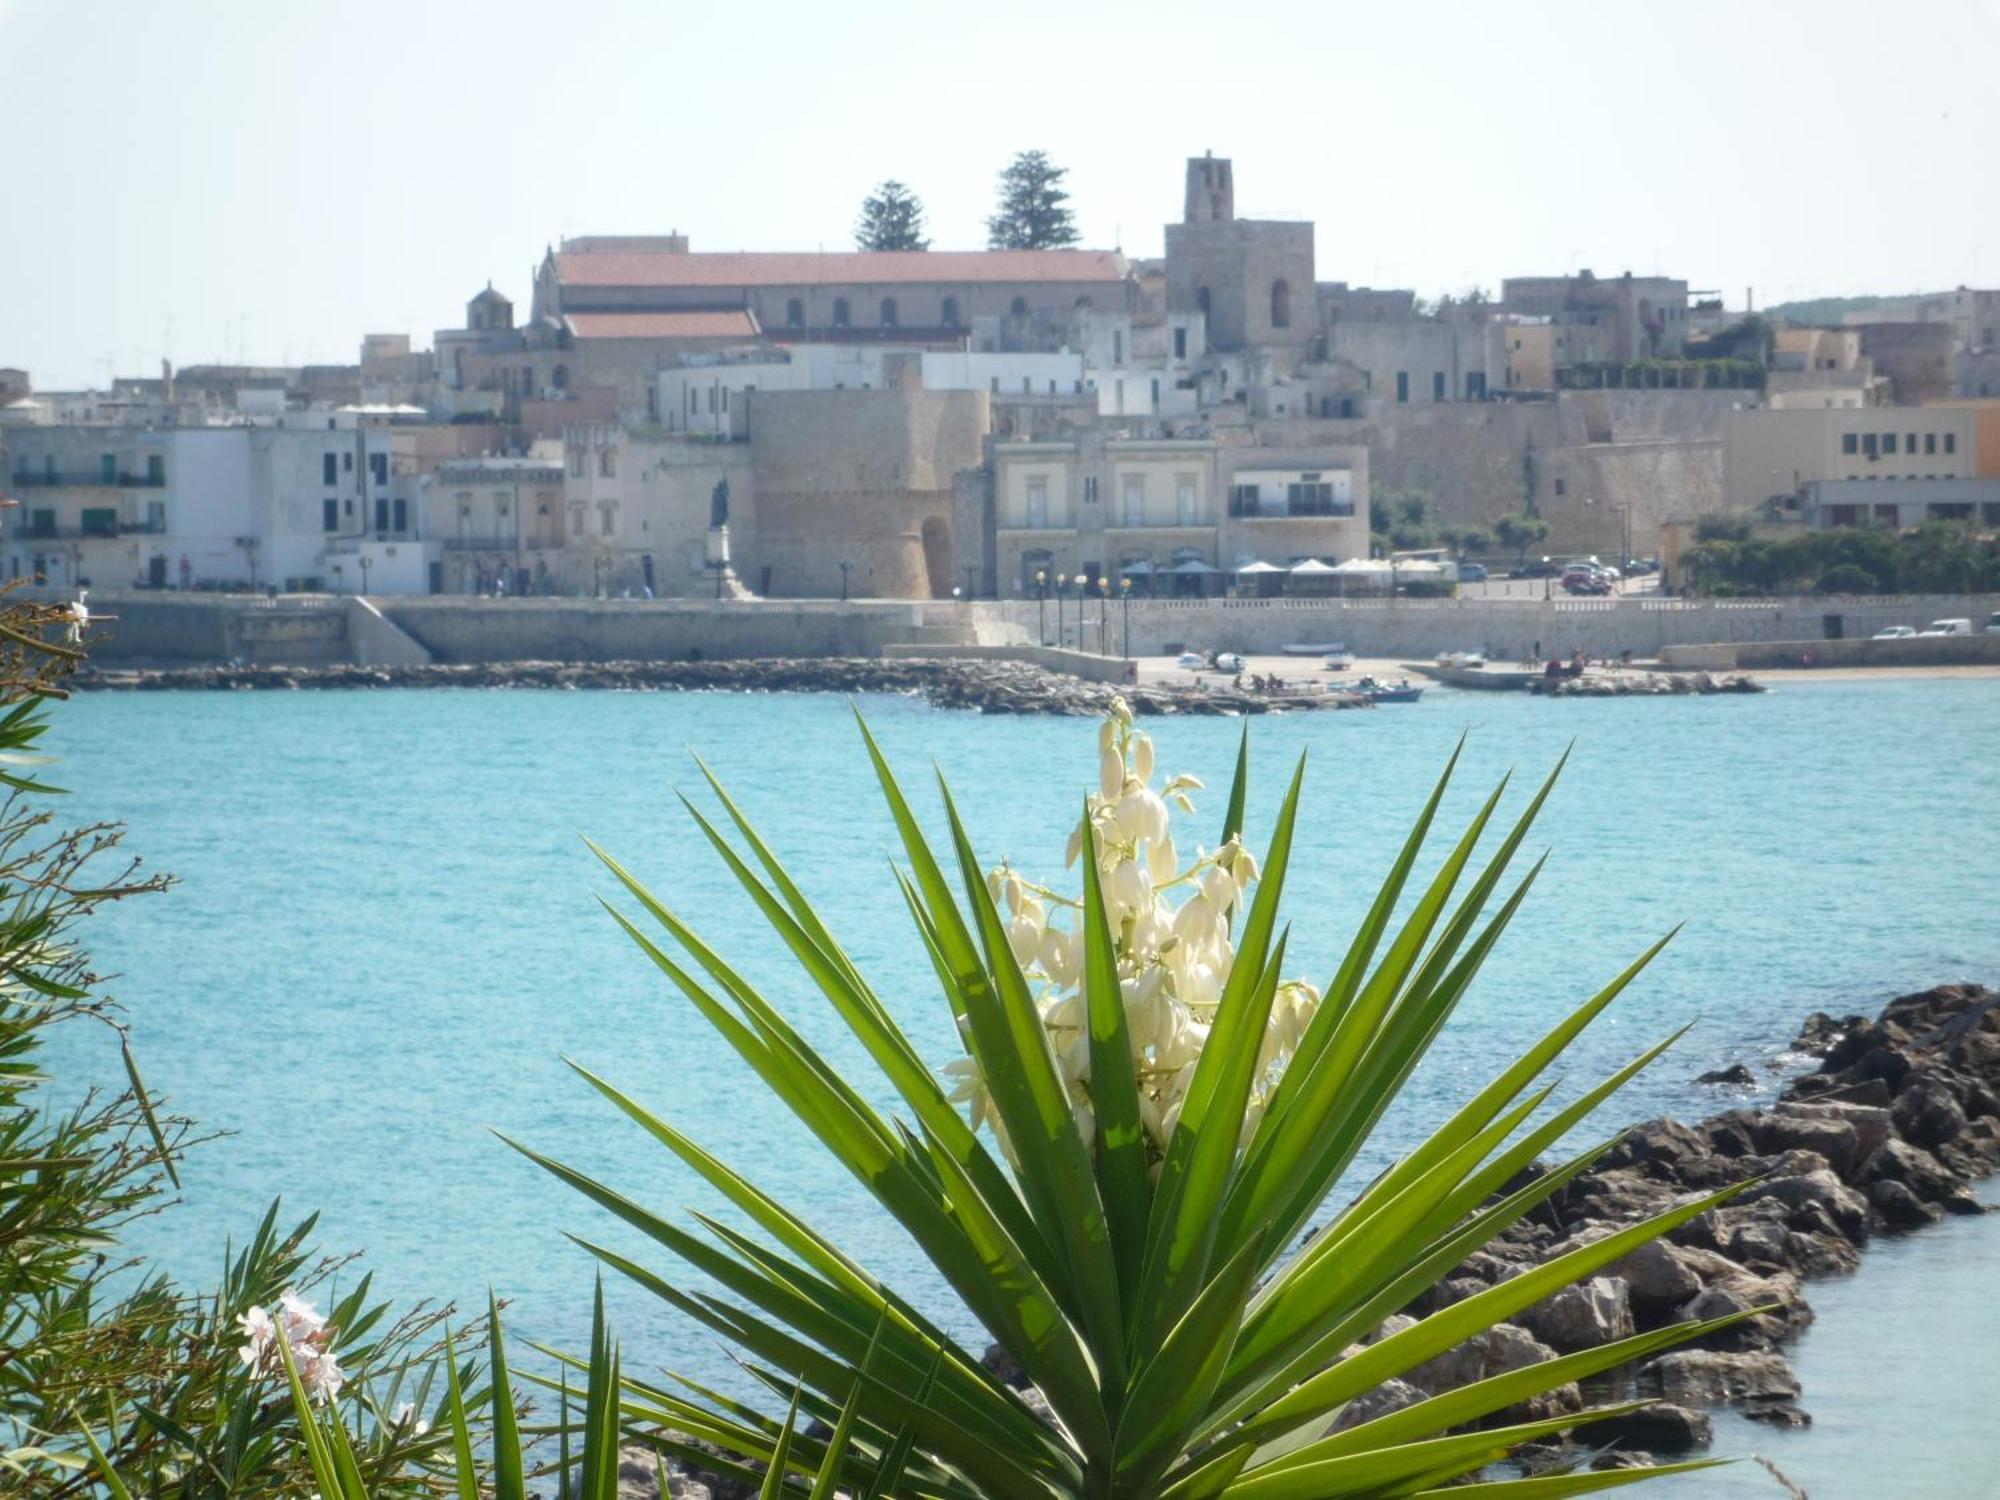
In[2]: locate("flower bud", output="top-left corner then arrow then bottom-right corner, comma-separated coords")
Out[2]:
1099,747 -> 1124,801
1133,735 -> 1155,784
1147,833 -> 1178,885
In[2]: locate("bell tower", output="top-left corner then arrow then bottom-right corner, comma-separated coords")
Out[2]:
1183,152 -> 1234,224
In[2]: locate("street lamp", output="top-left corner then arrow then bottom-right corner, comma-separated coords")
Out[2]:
358,554 -> 372,596
1035,569 -> 1048,643
1541,556 -> 1552,602
1097,576 -> 1109,655
1119,576 -> 1132,658
838,559 -> 852,601
1056,573 -> 1069,648
963,563 -> 977,600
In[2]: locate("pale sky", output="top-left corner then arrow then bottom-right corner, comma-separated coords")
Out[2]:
7,0 -> 2000,389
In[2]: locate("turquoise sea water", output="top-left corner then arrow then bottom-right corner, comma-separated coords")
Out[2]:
41,681 -> 2000,1497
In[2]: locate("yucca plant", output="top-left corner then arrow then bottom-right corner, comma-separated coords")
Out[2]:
517,706 -> 1748,1499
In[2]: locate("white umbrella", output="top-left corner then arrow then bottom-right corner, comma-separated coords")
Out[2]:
1289,558 -> 1339,575
1330,558 -> 1392,574
1394,559 -> 1447,575
1235,560 -> 1286,575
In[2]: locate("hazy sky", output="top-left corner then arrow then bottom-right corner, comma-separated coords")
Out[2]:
7,0 -> 2000,388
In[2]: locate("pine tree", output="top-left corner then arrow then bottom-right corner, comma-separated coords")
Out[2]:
985,150 -> 1080,250
855,180 -> 929,251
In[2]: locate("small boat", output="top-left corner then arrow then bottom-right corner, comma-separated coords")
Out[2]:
1355,674 -> 1424,703
1281,641 -> 1345,658
1322,643 -> 1355,671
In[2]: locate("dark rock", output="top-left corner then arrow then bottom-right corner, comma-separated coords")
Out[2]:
1891,1073 -> 1969,1149
1737,1170 -> 1871,1243
1742,1402 -> 1812,1428
1520,1276 -> 1633,1352
1327,1379 -> 1424,1434
1695,1063 -> 1757,1087
1589,1452 -> 1657,1471
1641,1349 -> 1800,1405
1583,1402 -> 1713,1453
1939,1189 -> 1990,1216
1607,1239 -> 1705,1322
1860,1139 -> 1965,1203
1789,1012 -> 1853,1057
1870,1178 -> 1944,1228
981,1341 -> 1030,1390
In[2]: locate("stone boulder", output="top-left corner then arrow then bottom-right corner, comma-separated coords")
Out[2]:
1404,1323 -> 1581,1422
1641,1349 -> 1801,1406
1606,1239 -> 1705,1323
1891,1072 -> 1969,1149
1870,1177 -> 1945,1228
569,1448 -> 717,1500
1521,1277 -> 1634,1353
1736,1169 -> 1871,1243
1861,1138 -> 1965,1203
1327,1379 -> 1425,1434
1582,1403 -> 1713,1453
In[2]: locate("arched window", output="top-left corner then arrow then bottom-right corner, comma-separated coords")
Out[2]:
1270,280 -> 1291,329
833,298 -> 850,328
1196,287 -> 1212,319
942,296 -> 960,327
786,298 -> 804,327
880,297 -> 898,327
1010,296 -> 1028,318
552,364 -> 569,390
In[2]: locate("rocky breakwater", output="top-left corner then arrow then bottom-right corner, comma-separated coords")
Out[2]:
72,658 -> 1370,717
1530,671 -> 1764,697
1378,981 -> 2000,1474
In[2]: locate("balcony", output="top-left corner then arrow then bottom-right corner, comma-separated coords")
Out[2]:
10,469 -> 167,488
14,519 -> 166,540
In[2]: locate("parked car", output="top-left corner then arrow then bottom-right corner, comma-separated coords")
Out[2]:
1457,562 -> 1488,583
1918,618 -> 1974,637
1986,611 -> 2000,634
1872,625 -> 1918,640
1176,651 -> 1207,671
1514,560 -> 1561,579
1214,652 -> 1247,673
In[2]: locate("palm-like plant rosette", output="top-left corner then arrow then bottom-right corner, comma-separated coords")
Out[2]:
513,706 -> 1748,1499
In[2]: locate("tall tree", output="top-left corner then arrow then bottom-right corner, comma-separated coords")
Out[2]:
986,150 -> 1080,250
855,180 -> 929,251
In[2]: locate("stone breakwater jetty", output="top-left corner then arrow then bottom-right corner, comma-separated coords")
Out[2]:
71,658 -> 1372,717
594,984 -> 2000,1497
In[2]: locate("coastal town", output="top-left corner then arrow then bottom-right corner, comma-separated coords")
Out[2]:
4,151 -> 1997,679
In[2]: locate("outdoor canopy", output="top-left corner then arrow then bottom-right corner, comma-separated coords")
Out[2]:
1288,558 -> 1340,575
1234,560 -> 1286,575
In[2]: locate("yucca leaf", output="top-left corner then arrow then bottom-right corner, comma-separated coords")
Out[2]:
760,1386 -> 803,1500
1221,720 -> 1250,844
1407,1462 -> 1728,1497
444,1325 -> 480,1500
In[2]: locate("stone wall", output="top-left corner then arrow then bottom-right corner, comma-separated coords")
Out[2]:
973,593 -> 2000,662
748,389 -> 990,599
80,594 -> 348,665
881,642 -> 1136,683
1662,632 -> 2000,670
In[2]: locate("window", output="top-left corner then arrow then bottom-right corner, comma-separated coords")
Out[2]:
1084,476 -> 1099,504
1946,433 -> 1958,454
599,501 -> 617,536
1176,474 -> 1197,525
1196,287 -> 1211,319
343,451 -> 354,471
1010,296 -> 1028,318
1842,433 -> 1859,456
1433,371 -> 1446,400
833,298 -> 851,327
1228,483 -> 1258,517
1174,327 -> 1187,360
569,447 -> 585,477
1026,478 -> 1048,529
880,297 -> 898,327
786,298 -> 804,328
1553,479 -> 1566,497
1112,330 -> 1124,365
1862,433 -> 1877,457
1882,433 -> 1899,455
599,447 -> 616,477
374,498 -> 389,532
393,498 -> 407,531
146,454 -> 164,484
689,388 -> 699,415
721,386 -> 729,412
570,504 -> 585,538
322,498 -> 338,532
100,453 -> 116,482
1926,433 -> 1938,455
1271,280 -> 1291,329
552,364 -> 569,390
521,367 -> 533,395
323,453 -> 338,485
1121,474 -> 1145,527
1151,378 -> 1160,406
369,452 -> 387,486
942,296 -> 960,327
1395,371 -> 1409,404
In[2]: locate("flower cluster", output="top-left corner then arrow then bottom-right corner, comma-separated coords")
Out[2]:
237,1290 -> 343,1403
946,700 -> 1319,1166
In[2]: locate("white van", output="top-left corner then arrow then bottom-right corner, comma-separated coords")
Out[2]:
1918,618 -> 1974,637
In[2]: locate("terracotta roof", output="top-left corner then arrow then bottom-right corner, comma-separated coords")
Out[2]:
553,249 -> 1127,288
565,311 -> 761,340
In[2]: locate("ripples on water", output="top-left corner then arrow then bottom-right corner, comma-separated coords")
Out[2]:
43,681 -> 2000,1497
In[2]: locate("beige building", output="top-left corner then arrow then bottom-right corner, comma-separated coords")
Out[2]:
990,434 -> 1369,595
420,456 -> 566,595
1722,406 -> 1976,511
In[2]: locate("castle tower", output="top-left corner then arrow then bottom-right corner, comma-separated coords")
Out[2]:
1184,153 -> 1234,225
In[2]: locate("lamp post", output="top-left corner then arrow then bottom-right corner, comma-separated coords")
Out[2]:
1542,556 -> 1552,602
358,554 -> 372,596
951,585 -> 962,608
1035,569 -> 1048,644
1097,577 -> 1109,654
838,559 -> 852,602
1120,576 -> 1132,659
963,563 -> 977,601
1056,573 -> 1069,648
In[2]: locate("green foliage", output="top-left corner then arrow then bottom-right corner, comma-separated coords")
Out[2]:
1682,520 -> 2000,596
1493,513 -> 1550,567
518,714 -> 1735,1499
1762,293 -> 1916,326
0,605 -> 452,1496
987,151 -> 1080,251
1371,488 -> 1438,552
856,181 -> 929,252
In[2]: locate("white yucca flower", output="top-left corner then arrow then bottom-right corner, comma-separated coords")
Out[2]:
960,708 -> 1306,1164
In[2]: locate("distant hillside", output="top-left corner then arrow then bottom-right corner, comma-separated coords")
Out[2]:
1763,293 -> 1923,326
